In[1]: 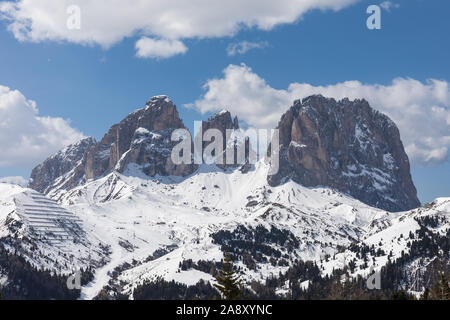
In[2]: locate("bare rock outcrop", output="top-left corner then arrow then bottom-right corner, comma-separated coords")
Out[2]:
29,96 -> 197,194
268,95 -> 420,212
84,95 -> 196,179
199,110 -> 254,171
29,137 -> 96,193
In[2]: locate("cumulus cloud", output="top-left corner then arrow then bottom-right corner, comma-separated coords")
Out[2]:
0,0 -> 358,57
227,41 -> 269,56
135,38 -> 188,59
0,85 -> 84,168
190,64 -> 450,166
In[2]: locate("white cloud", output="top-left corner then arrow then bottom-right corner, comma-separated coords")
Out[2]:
380,1 -> 400,12
190,64 -> 450,166
135,37 -> 188,59
227,41 -> 269,56
0,85 -> 84,168
190,64 -> 290,128
0,0 -> 358,56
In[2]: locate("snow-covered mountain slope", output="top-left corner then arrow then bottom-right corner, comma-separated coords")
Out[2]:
321,198 -> 449,293
22,160 -> 445,298
0,183 -> 108,275
2,161 -> 448,299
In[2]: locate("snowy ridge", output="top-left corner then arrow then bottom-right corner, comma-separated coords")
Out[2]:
2,159 -> 448,298
43,162 -> 392,296
65,160 -> 447,298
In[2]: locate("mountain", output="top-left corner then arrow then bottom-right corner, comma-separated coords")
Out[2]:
1,95 -> 447,300
268,95 -> 420,212
85,95 -> 196,180
29,137 -> 97,194
19,163 -> 449,299
199,110 -> 239,160
29,96 -> 197,198
201,110 -> 240,138
199,110 -> 254,171
0,183 -> 108,299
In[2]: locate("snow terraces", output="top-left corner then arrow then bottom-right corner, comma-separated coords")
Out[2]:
15,190 -> 84,251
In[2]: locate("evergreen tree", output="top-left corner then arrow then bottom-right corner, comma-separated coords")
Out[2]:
214,252 -> 243,300
420,288 -> 430,300
430,272 -> 450,300
328,277 -> 345,300
391,290 -> 415,300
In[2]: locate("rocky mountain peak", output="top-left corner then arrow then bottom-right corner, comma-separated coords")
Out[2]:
200,110 -> 239,151
29,95 -> 420,213
144,95 -> 173,111
29,137 -> 97,193
30,97 -> 197,194
84,96 -> 195,180
206,110 -> 240,130
268,95 -> 420,212
147,94 -> 171,103
199,110 -> 255,172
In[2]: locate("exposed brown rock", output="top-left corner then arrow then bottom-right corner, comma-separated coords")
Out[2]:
29,137 -> 96,193
199,110 -> 254,171
200,110 -> 239,153
84,95 -> 196,179
29,96 -> 197,194
268,95 -> 420,212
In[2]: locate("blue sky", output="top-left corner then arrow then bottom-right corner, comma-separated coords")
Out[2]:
0,0 -> 449,203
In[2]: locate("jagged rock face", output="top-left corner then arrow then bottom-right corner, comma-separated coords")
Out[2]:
29,96 -> 197,194
116,127 -> 196,177
202,110 -> 239,131
85,96 -> 197,179
268,95 -> 420,212
200,110 -> 239,152
29,137 -> 96,193
199,110 -> 254,171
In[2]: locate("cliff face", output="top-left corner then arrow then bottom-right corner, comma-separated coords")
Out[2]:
199,110 -> 254,172
268,95 -> 420,212
84,95 -> 196,179
199,110 -> 238,159
29,137 -> 96,194
29,96 -> 197,194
